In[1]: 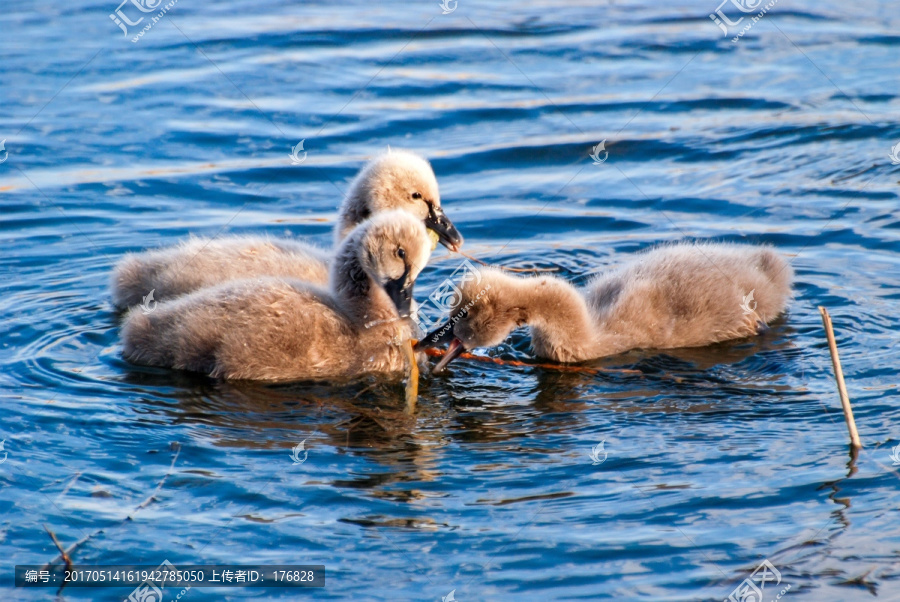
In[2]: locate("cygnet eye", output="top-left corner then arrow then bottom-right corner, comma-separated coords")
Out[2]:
397,247 -> 406,259
411,192 -> 422,200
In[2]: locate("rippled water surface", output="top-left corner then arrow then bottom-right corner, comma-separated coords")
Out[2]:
2,0 -> 900,600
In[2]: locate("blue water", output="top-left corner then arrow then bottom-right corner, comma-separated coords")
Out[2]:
2,0 -> 900,600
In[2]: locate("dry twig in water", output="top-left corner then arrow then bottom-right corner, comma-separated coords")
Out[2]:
404,339 -> 419,413
819,306 -> 862,449
128,443 -> 181,519
422,347 -> 641,376
43,524 -> 73,572
41,443 -> 182,570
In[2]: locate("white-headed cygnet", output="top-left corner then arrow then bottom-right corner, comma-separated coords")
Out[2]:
111,150 -> 462,309
417,243 -> 793,372
121,211 -> 432,381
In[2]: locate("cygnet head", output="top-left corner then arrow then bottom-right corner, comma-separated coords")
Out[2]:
334,210 -> 433,319
337,150 -> 463,252
416,268 -> 525,372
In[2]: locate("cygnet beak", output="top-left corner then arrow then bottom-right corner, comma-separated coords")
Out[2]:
415,320 -> 466,374
384,270 -> 414,318
431,338 -> 466,374
424,204 -> 464,252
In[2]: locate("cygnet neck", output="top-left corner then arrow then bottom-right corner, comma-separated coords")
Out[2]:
512,276 -> 600,362
330,236 -> 399,328
334,185 -> 369,245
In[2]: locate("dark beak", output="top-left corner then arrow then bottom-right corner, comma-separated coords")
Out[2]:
384,266 -> 414,318
425,204 -> 463,252
431,338 -> 466,374
414,319 -> 467,374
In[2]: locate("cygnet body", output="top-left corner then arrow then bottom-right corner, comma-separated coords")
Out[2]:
419,243 -> 793,371
111,150 -> 462,309
121,211 -> 432,381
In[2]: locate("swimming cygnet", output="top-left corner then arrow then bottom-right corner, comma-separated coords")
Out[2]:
417,243 -> 793,372
121,211 -> 432,381
111,149 -> 463,309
